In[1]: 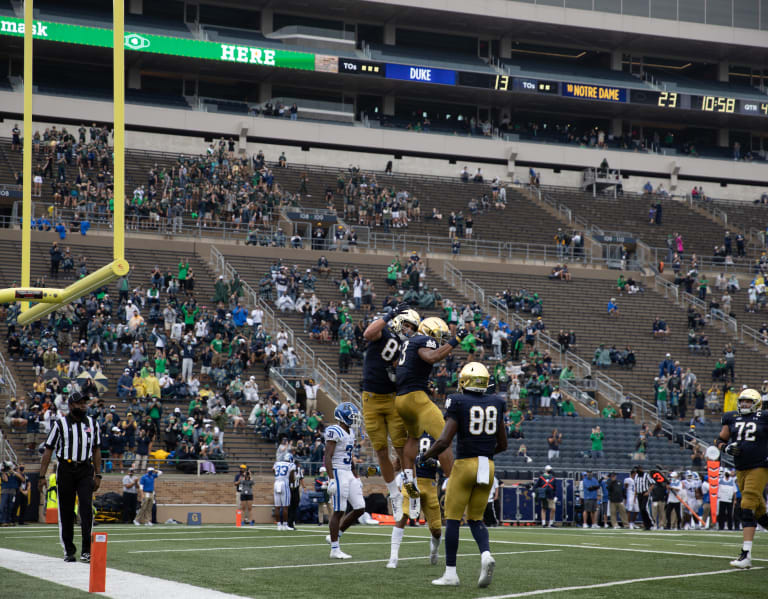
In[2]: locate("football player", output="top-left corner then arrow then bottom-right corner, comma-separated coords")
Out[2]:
324,402 -> 365,559
418,362 -> 507,588
715,388 -> 768,568
361,303 -> 411,520
395,313 -> 466,498
387,435 -> 443,569
273,453 -> 296,531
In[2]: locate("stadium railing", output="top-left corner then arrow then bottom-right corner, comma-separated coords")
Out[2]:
0,350 -> 16,399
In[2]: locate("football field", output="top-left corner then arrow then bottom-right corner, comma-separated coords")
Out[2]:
0,523 -> 764,598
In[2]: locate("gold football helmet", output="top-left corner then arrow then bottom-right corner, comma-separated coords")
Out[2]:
458,362 -> 490,393
417,316 -> 450,344
391,308 -> 421,337
737,388 -> 762,414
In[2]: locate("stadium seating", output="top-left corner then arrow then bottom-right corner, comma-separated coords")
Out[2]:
0,239 -> 278,470
458,267 -> 765,403
496,416 -> 694,474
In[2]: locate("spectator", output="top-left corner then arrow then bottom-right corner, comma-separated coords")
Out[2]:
607,297 -> 619,316
547,430 -> 562,461
589,426 -> 604,460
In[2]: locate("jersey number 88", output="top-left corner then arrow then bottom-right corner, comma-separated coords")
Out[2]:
469,406 -> 497,435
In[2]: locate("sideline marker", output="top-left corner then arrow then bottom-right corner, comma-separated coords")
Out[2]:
89,532 -> 108,593
236,509 -> 242,527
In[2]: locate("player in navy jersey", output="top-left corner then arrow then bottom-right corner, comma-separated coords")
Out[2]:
362,303 -> 410,520
419,362 -> 507,588
395,315 -> 467,498
387,433 -> 443,569
715,388 -> 768,568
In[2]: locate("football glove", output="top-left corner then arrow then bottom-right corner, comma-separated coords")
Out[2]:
725,442 -> 741,457
441,478 -> 448,492
384,302 -> 410,322
455,327 -> 469,341
327,479 -> 337,497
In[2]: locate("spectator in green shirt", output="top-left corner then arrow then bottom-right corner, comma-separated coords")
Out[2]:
178,259 -> 189,291
617,274 -> 627,295
561,397 -> 576,417
590,426 -> 604,459
601,405 -> 617,419
338,338 -> 351,374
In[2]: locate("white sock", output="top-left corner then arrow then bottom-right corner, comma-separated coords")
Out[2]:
445,566 -> 457,577
385,479 -> 400,496
331,541 -> 340,550
391,527 -> 404,559
430,535 -> 441,554
404,469 -> 414,483
481,550 -> 492,560
743,541 -> 753,552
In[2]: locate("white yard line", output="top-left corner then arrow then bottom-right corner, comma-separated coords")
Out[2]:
129,540 -> 422,554
489,539 -> 768,563
241,550 -> 562,570
4,533 -> 327,543
477,568 -> 762,599
0,548 -> 250,599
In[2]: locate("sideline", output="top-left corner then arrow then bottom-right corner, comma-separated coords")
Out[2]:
477,567 -> 762,598
0,548 -> 249,599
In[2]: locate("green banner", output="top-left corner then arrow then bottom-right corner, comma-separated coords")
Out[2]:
0,17 -> 315,70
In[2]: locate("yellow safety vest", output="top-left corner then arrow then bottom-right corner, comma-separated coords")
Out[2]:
46,473 -> 58,509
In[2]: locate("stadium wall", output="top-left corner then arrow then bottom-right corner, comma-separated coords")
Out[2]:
1,90 -> 764,201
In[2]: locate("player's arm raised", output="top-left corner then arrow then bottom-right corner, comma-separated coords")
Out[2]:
418,326 -> 469,364
364,302 -> 409,341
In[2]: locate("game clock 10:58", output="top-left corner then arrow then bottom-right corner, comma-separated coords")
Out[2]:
694,95 -> 737,113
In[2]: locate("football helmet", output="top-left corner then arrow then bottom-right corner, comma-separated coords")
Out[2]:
417,316 -> 450,344
685,470 -> 693,480
391,308 -> 421,339
284,453 -> 294,463
737,388 -> 762,414
334,402 -> 361,427
458,362 -> 490,393
669,471 -> 678,481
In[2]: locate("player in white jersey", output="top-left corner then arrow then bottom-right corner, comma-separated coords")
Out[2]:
682,471 -> 702,529
324,402 -> 365,559
273,453 -> 296,530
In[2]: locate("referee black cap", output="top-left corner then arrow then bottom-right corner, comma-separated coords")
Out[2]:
68,391 -> 86,404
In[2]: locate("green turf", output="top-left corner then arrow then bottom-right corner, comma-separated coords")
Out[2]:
0,524 -> 765,598
0,567 -> 94,598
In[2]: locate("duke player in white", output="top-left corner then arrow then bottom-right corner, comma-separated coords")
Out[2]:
324,402 -> 365,559
273,454 -> 296,530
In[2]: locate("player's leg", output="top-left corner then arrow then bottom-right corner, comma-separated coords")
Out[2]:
365,393 -> 405,518
418,396 -> 455,476
329,471 -> 352,559
421,481 -> 442,564
339,478 -> 365,533
465,460 -> 495,588
388,486 -> 410,568
434,459 -> 474,586
732,468 -> 768,568
395,392 -> 421,496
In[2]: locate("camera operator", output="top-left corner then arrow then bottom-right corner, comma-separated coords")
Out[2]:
1,462 -> 25,526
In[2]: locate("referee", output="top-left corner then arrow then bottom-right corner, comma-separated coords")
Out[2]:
38,392 -> 102,562
634,465 -> 653,530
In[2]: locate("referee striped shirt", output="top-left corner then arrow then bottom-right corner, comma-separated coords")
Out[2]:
44,414 -> 101,462
635,472 -> 652,494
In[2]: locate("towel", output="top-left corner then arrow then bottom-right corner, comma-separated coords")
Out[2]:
477,456 -> 490,485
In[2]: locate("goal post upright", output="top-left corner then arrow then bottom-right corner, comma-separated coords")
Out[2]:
21,0 -> 34,312
112,0 -> 126,262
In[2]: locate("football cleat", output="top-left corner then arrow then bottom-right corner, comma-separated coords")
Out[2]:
432,573 -> 460,586
386,558 -> 398,569
403,481 -> 421,499
64,554 -> 76,563
80,553 -> 90,563
390,490 -> 404,521
478,553 -> 495,588
330,549 -> 352,560
730,550 -> 752,569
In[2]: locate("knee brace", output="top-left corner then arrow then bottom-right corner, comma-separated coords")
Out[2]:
740,508 -> 756,528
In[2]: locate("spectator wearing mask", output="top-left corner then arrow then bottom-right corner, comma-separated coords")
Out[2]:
533,465 -> 557,527
607,472 -> 628,529
122,468 -> 138,523
581,470 -> 600,528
